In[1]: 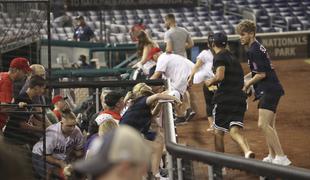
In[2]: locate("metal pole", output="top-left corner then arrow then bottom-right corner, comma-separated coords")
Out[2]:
45,0 -> 51,179
168,153 -> 174,180
95,88 -> 99,113
208,165 -> 214,180
177,158 -> 183,180
99,9 -> 103,43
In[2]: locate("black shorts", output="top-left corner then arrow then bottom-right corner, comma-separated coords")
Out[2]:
203,85 -> 214,117
258,92 -> 282,113
213,95 -> 246,132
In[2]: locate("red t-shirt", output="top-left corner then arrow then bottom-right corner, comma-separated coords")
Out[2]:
100,109 -> 121,121
0,72 -> 14,130
53,109 -> 62,121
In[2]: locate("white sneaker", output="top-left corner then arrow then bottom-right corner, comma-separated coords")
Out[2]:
262,154 -> 274,163
245,151 -> 255,159
272,155 -> 292,166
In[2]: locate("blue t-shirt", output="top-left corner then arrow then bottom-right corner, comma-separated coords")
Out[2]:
74,25 -> 94,41
120,96 -> 152,137
247,40 -> 284,98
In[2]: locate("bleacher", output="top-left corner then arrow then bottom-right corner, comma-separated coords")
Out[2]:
1,0 -> 309,44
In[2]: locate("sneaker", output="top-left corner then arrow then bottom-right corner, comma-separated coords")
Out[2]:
262,154 -> 274,163
174,117 -> 187,125
159,168 -> 168,178
185,109 -> 196,122
272,155 -> 291,166
245,151 -> 255,159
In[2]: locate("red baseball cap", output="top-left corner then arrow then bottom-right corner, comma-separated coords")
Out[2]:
10,57 -> 32,72
147,47 -> 161,60
52,95 -> 67,104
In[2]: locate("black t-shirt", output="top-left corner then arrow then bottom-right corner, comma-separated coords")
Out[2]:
4,92 -> 39,145
120,96 -> 152,136
247,41 -> 284,98
213,50 -> 245,103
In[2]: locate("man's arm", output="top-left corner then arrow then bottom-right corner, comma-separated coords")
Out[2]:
19,121 -> 44,132
205,66 -> 225,86
150,71 -> 162,80
46,155 -> 67,168
188,59 -> 204,85
165,40 -> 173,53
243,72 -> 266,91
146,93 -> 182,105
185,35 -> 194,49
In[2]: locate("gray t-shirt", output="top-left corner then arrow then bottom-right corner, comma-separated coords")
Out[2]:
164,27 -> 191,57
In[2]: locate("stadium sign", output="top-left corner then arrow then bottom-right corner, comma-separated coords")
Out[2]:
258,34 -> 309,59
66,0 -> 198,10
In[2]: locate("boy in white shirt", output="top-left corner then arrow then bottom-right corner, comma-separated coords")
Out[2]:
188,46 -> 215,131
150,47 -> 196,124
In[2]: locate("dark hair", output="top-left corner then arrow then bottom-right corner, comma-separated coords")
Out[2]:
29,75 -> 46,88
104,91 -> 124,108
137,31 -> 153,57
79,55 -> 86,61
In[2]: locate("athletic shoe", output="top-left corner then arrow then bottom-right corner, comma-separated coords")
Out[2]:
262,154 -> 273,163
245,151 -> 255,159
174,116 -> 187,125
159,168 -> 168,178
272,155 -> 291,166
185,109 -> 196,122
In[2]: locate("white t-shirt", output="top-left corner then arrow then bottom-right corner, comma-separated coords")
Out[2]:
155,53 -> 194,94
32,122 -> 84,161
193,49 -> 215,84
95,113 -> 119,125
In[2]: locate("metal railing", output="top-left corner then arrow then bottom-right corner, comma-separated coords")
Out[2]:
162,81 -> 310,180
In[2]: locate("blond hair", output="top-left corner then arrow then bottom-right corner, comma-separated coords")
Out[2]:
236,19 -> 256,35
98,119 -> 118,136
132,83 -> 154,98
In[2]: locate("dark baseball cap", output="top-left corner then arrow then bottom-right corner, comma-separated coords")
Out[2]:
73,126 -> 150,176
10,57 -> 32,72
208,32 -> 228,46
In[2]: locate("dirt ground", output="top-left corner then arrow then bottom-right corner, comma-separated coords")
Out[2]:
176,59 -> 310,179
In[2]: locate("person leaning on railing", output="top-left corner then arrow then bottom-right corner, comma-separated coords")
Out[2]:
3,75 -> 47,147
119,83 -> 181,179
0,57 -> 32,132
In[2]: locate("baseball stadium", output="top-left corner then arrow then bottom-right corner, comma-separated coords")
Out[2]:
0,0 -> 310,180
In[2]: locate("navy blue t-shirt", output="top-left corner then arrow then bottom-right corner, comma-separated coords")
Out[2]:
247,41 -> 284,98
74,25 -> 94,41
120,96 -> 152,137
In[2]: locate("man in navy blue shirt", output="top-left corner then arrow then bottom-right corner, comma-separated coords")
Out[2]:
236,19 -> 291,166
73,16 -> 95,42
205,32 -> 254,159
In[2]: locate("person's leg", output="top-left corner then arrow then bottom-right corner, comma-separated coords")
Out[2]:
229,126 -> 254,158
258,109 -> 284,156
214,130 -> 225,153
207,116 -> 214,131
145,135 -> 164,176
267,114 -> 277,158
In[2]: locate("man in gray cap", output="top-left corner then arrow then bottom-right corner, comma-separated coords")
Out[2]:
70,126 -> 150,180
